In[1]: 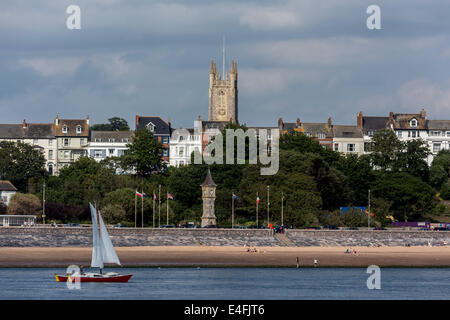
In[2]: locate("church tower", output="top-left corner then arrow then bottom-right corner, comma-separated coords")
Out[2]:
208,60 -> 238,123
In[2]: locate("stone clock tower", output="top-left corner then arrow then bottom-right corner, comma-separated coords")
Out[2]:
201,168 -> 217,227
208,60 -> 238,123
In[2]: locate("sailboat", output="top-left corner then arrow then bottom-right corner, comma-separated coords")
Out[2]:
55,203 -> 132,283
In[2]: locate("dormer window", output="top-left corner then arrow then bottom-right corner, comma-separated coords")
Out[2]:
410,119 -> 418,127
62,126 -> 68,134
146,122 -> 155,132
76,126 -> 82,134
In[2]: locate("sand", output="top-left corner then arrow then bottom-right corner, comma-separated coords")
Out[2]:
0,246 -> 450,267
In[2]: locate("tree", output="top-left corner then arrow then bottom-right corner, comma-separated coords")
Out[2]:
371,172 -> 435,221
441,181 -> 450,200
121,129 -> 164,176
7,193 -> 41,216
395,138 -> 430,180
91,117 -> 130,131
101,204 -> 127,224
0,141 -> 47,192
369,129 -> 403,171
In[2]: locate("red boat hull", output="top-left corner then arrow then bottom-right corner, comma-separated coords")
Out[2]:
55,274 -> 132,283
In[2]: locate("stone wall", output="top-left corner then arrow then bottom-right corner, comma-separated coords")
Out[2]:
0,227 -> 449,247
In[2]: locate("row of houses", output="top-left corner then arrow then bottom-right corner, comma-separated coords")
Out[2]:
0,109 -> 449,175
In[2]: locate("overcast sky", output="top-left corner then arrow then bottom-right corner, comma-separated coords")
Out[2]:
1,0 -> 450,128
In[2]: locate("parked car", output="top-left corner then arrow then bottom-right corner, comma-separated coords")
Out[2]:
180,223 -> 197,228
160,224 -> 175,228
65,223 -> 80,228
433,227 -> 449,231
323,225 -> 339,230
346,227 -> 359,230
203,224 -> 218,228
114,223 -> 126,228
234,226 -> 247,229
306,226 -> 321,230
373,227 -> 386,230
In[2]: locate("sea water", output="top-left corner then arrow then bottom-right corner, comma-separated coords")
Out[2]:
0,267 -> 449,300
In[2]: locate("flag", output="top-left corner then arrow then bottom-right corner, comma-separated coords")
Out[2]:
256,196 -> 260,204
136,191 -> 147,198
233,194 -> 239,200
153,193 -> 157,201
167,193 -> 174,200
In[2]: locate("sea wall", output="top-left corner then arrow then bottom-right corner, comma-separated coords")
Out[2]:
0,227 -> 449,247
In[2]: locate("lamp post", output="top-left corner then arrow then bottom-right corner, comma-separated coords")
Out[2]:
368,189 -> 371,229
267,185 -> 270,228
158,184 -> 161,228
281,191 -> 284,226
42,182 -> 46,225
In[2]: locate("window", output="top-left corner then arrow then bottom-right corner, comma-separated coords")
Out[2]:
48,163 -> 54,176
347,144 -> 355,152
433,143 -> 441,153
62,126 -> 68,133
162,149 -> 169,157
146,122 -> 155,132
63,138 -> 70,147
305,132 -> 310,137
179,136 -> 184,142
179,147 -> 184,156
95,138 -> 101,142
33,139 -> 38,145
109,149 -> 114,155
368,131 -> 374,137
76,126 -> 82,134
123,138 -> 129,143
94,150 -> 103,158
397,131 -> 402,138
80,138 -> 85,145
411,131 -> 417,138
447,131 -> 450,137
318,133 -> 325,139
49,139 -> 53,146
108,138 -> 115,142
430,131 -> 441,136
64,151 -> 69,159
410,119 -> 417,127
162,136 -> 169,144
48,150 -> 53,160
334,143 -> 339,151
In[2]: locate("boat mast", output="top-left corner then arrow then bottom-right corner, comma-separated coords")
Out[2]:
97,203 -> 103,275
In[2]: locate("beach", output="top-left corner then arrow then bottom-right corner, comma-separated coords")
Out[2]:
0,246 -> 449,267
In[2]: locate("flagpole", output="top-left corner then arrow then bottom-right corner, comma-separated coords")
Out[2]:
256,192 -> 259,227
141,189 -> 144,228
166,192 -> 169,225
158,184 -> 161,228
232,193 -> 234,229
281,191 -> 284,226
153,189 -> 155,228
134,189 -> 137,229
267,185 -> 270,228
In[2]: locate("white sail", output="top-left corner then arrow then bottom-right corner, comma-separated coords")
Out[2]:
98,210 -> 121,265
90,203 -> 104,269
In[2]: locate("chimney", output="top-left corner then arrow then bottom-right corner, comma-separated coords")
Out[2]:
357,111 -> 363,128
296,117 -> 301,128
389,112 -> 394,128
328,117 -> 332,127
55,115 -> 59,126
420,108 -> 426,119
135,115 -> 139,131
86,115 -> 90,125
22,119 -> 27,129
198,115 -> 202,121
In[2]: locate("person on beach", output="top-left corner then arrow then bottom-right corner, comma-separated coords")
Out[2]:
314,259 -> 318,267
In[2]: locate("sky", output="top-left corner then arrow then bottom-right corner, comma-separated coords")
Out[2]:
1,0 -> 450,129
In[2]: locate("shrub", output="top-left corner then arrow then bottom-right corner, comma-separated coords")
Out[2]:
7,193 -> 41,216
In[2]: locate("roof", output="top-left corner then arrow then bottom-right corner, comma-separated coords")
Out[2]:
427,120 -> 450,130
55,119 -> 89,137
201,121 -> 229,131
392,113 -> 426,130
201,168 -> 216,187
333,125 -> 363,138
135,116 -> 171,134
0,181 -> 17,191
302,123 -> 333,137
0,123 -> 55,139
91,131 -> 133,142
361,116 -> 389,131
